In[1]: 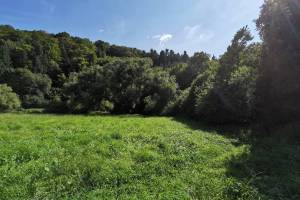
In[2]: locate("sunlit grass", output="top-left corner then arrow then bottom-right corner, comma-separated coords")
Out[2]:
0,114 -> 298,199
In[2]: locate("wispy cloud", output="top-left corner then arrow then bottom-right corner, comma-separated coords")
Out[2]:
152,34 -> 173,46
184,25 -> 214,42
98,28 -> 105,33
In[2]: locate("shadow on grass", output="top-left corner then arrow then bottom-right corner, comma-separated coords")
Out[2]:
173,116 -> 300,199
227,136 -> 300,200
171,115 -> 252,140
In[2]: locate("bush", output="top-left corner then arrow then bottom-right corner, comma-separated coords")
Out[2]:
178,29 -> 259,124
0,84 -> 21,112
62,65 -> 108,113
162,88 -> 190,116
99,100 -> 114,113
1,68 -> 52,108
106,58 -> 153,113
45,95 -> 69,113
188,64 -> 257,124
185,63 -> 257,123
60,58 -> 153,113
58,58 -> 176,115
181,60 -> 220,120
225,66 -> 257,122
143,68 -> 177,114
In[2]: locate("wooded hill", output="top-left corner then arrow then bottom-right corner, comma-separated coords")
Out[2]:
1,0 -> 299,133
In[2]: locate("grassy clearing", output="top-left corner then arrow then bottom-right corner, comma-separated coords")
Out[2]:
0,114 -> 299,199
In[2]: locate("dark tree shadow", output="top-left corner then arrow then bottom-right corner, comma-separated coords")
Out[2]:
226,135 -> 300,200
173,116 -> 300,200
171,115 -> 252,140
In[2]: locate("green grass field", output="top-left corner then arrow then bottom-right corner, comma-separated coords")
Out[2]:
0,114 -> 299,200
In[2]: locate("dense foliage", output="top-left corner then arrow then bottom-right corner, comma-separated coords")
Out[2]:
0,25 -> 185,115
51,58 -> 176,114
0,68 -> 52,108
0,84 -> 20,112
256,0 -> 300,128
166,27 -> 260,124
0,0 -> 299,132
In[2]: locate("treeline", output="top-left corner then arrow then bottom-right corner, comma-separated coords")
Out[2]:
0,24 -> 186,114
0,0 -> 299,132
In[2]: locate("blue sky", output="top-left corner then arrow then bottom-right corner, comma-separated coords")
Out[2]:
0,0 -> 264,56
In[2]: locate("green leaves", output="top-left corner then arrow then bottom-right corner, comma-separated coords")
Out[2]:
58,58 -> 176,114
0,84 -> 20,112
256,0 -> 300,127
1,68 -> 52,108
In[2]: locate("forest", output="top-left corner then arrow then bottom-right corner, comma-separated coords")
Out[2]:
0,0 -> 299,134
1,0 -> 300,199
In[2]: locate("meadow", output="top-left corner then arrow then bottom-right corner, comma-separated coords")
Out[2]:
0,114 -> 299,200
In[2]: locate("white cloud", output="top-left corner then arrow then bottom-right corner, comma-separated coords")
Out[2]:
160,34 -> 173,43
98,29 -> 105,33
152,34 -> 173,46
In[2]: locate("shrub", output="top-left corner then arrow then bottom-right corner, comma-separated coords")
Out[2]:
225,66 -> 257,122
59,58 -> 176,115
62,65 -> 108,113
143,68 -> 177,114
1,68 -> 52,108
187,63 -> 257,123
45,95 -> 69,113
61,58 -> 153,114
99,100 -> 114,113
0,84 -> 21,112
162,88 -> 190,116
182,60 -> 220,120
